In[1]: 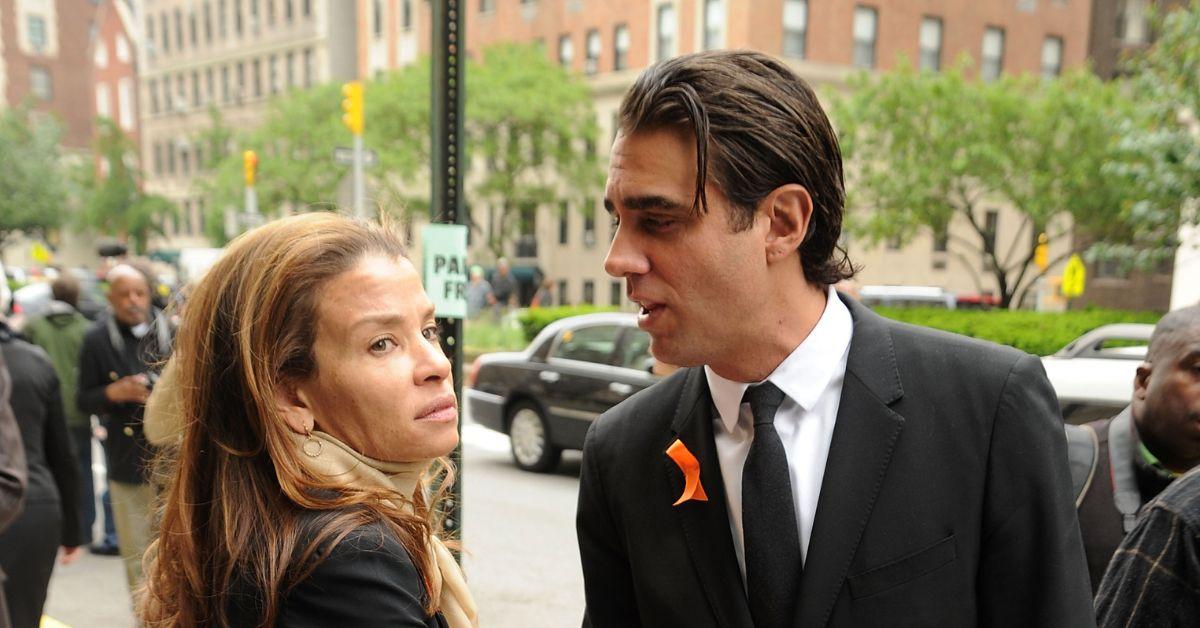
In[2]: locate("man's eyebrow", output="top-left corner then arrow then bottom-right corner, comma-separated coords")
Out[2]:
604,195 -> 690,214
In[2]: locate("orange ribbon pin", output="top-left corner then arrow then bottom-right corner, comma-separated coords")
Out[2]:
666,439 -> 708,506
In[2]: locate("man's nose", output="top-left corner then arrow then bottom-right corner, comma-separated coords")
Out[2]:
604,223 -> 649,278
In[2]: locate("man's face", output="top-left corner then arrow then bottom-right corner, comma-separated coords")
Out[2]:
108,274 -> 150,326
1133,328 -> 1200,472
296,255 -> 459,463
603,128 -> 768,372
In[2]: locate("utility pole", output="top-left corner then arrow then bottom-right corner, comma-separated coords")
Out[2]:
243,150 -> 258,216
342,80 -> 366,218
432,0 -> 465,547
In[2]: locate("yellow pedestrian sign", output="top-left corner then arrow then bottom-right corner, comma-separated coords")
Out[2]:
1062,253 -> 1086,298
32,242 -> 52,264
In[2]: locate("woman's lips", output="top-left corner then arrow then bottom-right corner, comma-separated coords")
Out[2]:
416,395 -> 458,422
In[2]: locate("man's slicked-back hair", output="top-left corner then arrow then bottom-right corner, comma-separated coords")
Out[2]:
618,50 -> 854,285
1148,304 -> 1200,362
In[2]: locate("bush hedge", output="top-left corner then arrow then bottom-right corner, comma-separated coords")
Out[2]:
874,307 -> 1162,356
517,305 -> 620,342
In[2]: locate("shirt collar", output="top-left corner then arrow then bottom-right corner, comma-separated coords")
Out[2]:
705,286 -> 854,435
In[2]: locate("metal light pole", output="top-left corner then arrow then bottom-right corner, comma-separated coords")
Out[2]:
342,81 -> 366,217
432,0 -> 465,545
243,150 -> 258,216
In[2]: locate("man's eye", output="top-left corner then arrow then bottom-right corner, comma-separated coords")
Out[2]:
643,217 -> 675,231
422,325 -> 443,342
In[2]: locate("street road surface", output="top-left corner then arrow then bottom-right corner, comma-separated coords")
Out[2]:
42,420 -> 586,627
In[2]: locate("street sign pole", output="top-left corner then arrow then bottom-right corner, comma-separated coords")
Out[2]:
353,131 -> 365,218
245,185 -> 257,216
432,0 -> 465,550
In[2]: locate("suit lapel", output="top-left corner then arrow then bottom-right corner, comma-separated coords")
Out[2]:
796,296 -> 907,627
665,368 -> 755,628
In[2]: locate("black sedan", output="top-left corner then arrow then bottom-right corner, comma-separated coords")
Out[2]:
465,312 -> 658,472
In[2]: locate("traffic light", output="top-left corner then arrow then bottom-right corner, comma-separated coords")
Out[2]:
243,150 -> 258,186
342,81 -> 364,135
1034,232 -> 1048,271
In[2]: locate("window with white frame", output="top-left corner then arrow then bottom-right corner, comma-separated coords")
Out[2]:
852,6 -> 878,69
703,0 -> 724,50
1041,36 -> 1063,78
656,4 -> 676,61
981,27 -> 1005,82
118,78 -> 135,131
94,41 -> 109,68
96,83 -> 112,119
919,16 -> 942,71
614,24 -> 630,71
28,15 -> 48,53
30,67 -> 52,100
558,34 -> 573,68
783,0 -> 807,59
585,29 -> 600,75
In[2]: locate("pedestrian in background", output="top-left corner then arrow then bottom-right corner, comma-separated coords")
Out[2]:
0,350 -> 26,628
140,213 -> 476,626
1067,304 -> 1200,592
530,278 -> 554,308
466,265 -> 492,319
24,275 -> 95,550
488,257 -> 516,320
0,315 -> 81,628
77,265 -> 172,595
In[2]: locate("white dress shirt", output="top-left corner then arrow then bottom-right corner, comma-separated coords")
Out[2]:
704,285 -> 853,579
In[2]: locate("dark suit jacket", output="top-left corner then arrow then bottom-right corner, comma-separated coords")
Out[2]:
577,296 -> 1095,627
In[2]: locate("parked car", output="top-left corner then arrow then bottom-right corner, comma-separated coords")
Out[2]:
1040,323 -> 1152,424
12,273 -> 107,322
860,285 -> 956,309
465,312 -> 656,472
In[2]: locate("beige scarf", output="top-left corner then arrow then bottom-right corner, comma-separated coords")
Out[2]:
292,430 -> 479,628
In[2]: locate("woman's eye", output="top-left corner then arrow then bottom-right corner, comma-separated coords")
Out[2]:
370,338 -> 396,353
422,325 -> 443,342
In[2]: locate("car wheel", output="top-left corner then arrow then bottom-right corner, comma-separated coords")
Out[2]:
508,401 -> 562,473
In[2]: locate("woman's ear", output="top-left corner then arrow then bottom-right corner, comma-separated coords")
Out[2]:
274,380 -> 314,436
760,184 -> 813,262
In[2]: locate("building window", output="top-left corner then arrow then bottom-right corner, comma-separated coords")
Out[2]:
118,78 -> 135,130
235,0 -> 244,36
267,0 -> 275,25
189,10 -> 198,47
204,2 -> 213,42
161,13 -> 170,52
175,9 -> 184,51
163,76 -> 173,110
402,0 -> 412,30
96,83 -> 111,119
656,4 -> 676,61
1041,36 -> 1063,78
982,209 -> 999,268
219,0 -> 228,37
284,0 -> 293,22
146,17 -> 156,55
480,0 -> 495,13
558,34 -> 573,67
154,142 -> 164,174
116,36 -> 131,63
703,0 -> 724,50
303,48 -> 314,87
583,280 -> 595,305
933,228 -> 948,252
610,281 -> 622,306
236,62 -> 246,97
613,24 -> 630,71
167,142 -> 176,174
303,0 -> 312,17
206,68 -> 215,104
853,6 -> 878,69
556,280 -> 568,305
28,15 -> 48,53
981,26 -> 1005,82
558,202 -> 569,244
176,74 -> 186,108
583,208 -> 596,246
783,0 -> 807,58
286,51 -> 295,87
919,16 -> 942,71
585,29 -> 600,75
192,71 -> 201,107
269,55 -> 279,93
373,0 -> 384,38
221,65 -> 231,102
252,58 -> 262,97
29,67 -> 52,100
148,79 -> 159,114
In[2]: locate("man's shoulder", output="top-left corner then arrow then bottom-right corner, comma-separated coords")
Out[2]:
1150,467 -> 1200,530
589,368 -> 691,446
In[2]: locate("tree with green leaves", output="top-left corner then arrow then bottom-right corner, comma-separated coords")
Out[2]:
77,118 -> 176,255
831,61 -> 1149,308
199,43 -> 603,255
0,106 -> 70,254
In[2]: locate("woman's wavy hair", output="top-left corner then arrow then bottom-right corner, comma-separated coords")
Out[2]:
138,212 -> 456,626
618,50 -> 855,285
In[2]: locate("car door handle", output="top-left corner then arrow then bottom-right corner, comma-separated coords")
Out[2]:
609,382 -> 633,396
539,371 -> 561,383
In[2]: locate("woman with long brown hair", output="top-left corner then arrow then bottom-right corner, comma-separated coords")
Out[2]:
139,213 -> 477,626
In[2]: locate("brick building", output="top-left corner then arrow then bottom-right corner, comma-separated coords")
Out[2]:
91,0 -> 141,171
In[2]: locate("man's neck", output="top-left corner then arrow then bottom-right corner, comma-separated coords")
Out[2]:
707,280 -> 830,382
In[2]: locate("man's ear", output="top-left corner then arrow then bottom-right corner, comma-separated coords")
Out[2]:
274,380 -> 314,436
760,184 -> 813,262
1133,363 -> 1152,401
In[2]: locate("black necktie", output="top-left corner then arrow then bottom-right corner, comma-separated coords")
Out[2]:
742,381 -> 801,628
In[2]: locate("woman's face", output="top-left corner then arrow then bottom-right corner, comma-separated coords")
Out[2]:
295,255 -> 458,462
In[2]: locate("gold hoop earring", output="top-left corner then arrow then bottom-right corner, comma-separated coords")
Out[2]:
303,425 -> 323,458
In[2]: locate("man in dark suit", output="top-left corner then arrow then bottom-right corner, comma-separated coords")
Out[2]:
577,50 -> 1094,627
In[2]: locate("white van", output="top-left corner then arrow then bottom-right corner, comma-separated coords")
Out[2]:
859,285 -> 956,309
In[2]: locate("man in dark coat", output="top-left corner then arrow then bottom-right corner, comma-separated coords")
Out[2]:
577,50 -> 1094,628
0,349 -> 25,628
77,264 -> 171,594
1069,304 -> 1200,592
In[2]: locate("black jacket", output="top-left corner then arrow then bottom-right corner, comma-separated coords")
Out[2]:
0,326 -> 81,548
76,313 -> 170,484
227,516 -> 447,627
577,295 -> 1095,628
0,349 -> 25,533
